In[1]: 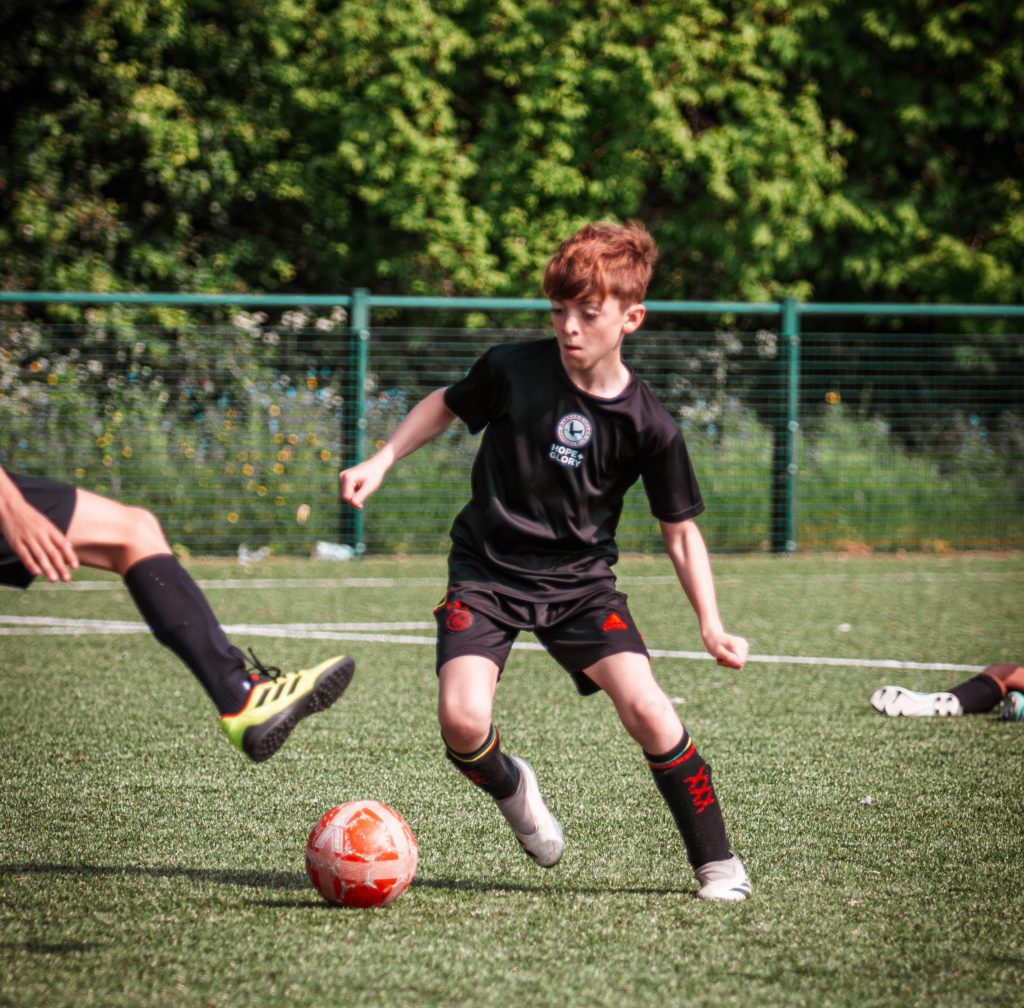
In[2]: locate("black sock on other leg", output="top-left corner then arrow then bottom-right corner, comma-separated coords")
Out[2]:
646,730 -> 731,869
950,673 -> 1004,714
124,554 -> 249,715
445,724 -> 521,800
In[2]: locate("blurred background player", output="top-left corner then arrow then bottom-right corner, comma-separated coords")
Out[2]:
339,220 -> 752,901
870,663 -> 1024,720
0,465 -> 354,760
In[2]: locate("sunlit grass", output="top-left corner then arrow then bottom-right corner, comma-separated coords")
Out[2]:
1,553 -> 1022,1007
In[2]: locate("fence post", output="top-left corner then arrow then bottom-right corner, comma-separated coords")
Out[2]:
771,297 -> 800,552
341,288 -> 370,551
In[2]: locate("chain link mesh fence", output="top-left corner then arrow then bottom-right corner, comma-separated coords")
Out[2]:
2,311 -> 1021,556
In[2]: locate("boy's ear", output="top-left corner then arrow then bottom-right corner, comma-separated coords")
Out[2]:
622,303 -> 646,333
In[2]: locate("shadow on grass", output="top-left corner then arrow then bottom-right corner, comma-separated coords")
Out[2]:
413,876 -> 688,897
1,862 -> 687,899
0,940 -> 106,955
1,861 -> 309,891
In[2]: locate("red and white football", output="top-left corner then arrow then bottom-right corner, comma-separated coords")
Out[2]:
305,800 -> 418,908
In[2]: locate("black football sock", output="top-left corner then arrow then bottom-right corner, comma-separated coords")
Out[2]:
646,730 -> 731,869
124,554 -> 250,715
445,723 -> 521,800
950,673 -> 1004,714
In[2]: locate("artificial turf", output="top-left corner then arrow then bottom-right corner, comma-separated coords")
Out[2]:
1,552 -> 1021,1007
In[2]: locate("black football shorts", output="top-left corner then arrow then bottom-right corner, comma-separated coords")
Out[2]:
0,475 -> 77,589
433,583 -> 650,695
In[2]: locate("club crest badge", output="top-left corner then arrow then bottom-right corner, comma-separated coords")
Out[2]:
555,413 -> 592,448
445,603 -> 473,632
550,412 -> 592,469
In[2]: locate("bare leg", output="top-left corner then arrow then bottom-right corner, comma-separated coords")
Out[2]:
66,489 -> 171,576
982,663 -> 1024,694
437,655 -> 500,752
583,651 -> 682,753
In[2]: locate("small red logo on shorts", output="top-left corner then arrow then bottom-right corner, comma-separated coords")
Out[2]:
445,602 -> 473,632
602,613 -> 628,632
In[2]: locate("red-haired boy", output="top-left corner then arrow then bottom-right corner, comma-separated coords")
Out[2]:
340,221 -> 752,900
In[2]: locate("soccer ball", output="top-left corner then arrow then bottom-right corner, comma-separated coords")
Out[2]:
305,800 -> 418,907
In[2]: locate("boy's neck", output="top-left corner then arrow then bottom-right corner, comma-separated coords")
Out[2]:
560,349 -> 631,399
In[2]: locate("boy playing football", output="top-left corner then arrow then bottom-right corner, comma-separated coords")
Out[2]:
0,465 -> 354,761
339,220 -> 752,900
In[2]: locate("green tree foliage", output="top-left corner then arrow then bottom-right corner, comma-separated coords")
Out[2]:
801,1 -> 1024,303
0,0 -> 1020,303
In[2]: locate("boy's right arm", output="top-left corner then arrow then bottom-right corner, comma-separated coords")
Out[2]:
0,465 -> 79,582
339,387 -> 457,509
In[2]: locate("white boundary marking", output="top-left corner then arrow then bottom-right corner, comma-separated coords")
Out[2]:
30,568 -> 1023,591
34,577 -> 446,591
0,615 -> 984,672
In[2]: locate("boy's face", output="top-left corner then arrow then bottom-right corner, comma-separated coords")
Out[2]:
549,294 -> 646,376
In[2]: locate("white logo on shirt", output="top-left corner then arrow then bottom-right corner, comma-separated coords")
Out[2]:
555,413 -> 592,447
550,413 -> 592,469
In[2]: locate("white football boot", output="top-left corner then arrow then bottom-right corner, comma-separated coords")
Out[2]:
695,854 -> 752,902
869,685 -> 962,717
495,756 -> 564,868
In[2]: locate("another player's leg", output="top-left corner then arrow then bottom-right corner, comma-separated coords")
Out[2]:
67,489 -> 354,761
870,663 -> 1024,718
586,652 -> 750,902
219,651 -> 355,762
980,663 -> 1024,721
437,654 -> 564,867
868,685 -> 963,717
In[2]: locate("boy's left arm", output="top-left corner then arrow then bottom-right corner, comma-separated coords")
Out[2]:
658,518 -> 749,670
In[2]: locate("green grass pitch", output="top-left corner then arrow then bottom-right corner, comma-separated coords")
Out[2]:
1,552 -> 1022,1008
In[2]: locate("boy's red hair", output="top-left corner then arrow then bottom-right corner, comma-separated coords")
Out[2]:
543,220 -> 658,306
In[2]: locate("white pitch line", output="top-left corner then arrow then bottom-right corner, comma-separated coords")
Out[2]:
30,569 -> 1024,591
33,576 -> 445,591
0,615 -> 433,632
645,650 -> 983,673
0,615 -> 985,672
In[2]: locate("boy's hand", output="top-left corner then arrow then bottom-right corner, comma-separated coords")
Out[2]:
339,457 -> 388,510
702,628 -> 749,670
0,497 -> 78,583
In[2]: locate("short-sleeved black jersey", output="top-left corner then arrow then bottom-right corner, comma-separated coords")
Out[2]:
442,338 -> 704,599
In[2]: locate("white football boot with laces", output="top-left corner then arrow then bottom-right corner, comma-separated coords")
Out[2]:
495,756 -> 564,868
869,685 -> 962,717
695,854 -> 752,902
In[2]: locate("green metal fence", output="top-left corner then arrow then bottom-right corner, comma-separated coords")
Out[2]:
1,291 -> 1022,556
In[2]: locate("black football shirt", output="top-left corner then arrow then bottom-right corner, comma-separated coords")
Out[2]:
442,338 -> 704,599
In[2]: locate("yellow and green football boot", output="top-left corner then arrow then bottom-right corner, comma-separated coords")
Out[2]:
221,653 -> 355,762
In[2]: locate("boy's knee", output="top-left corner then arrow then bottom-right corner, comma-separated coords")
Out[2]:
438,704 -> 491,754
109,505 -> 171,573
125,505 -> 169,550
621,690 -> 678,738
